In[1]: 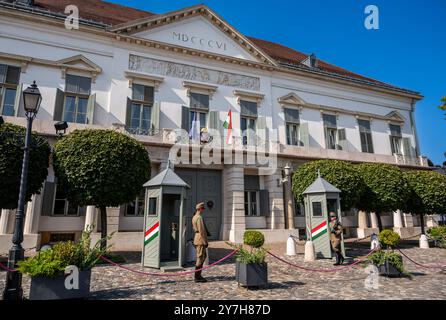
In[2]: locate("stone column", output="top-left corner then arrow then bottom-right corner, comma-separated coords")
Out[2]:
263,173 -> 285,230
403,212 -> 415,227
393,210 -> 403,228
370,212 -> 379,229
222,166 -> 245,243
0,209 -> 10,234
356,210 -> 368,238
84,206 -> 97,231
106,207 -> 121,235
24,194 -> 42,235
283,169 -> 294,230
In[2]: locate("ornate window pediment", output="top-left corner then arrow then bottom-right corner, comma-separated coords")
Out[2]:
233,89 -> 265,104
125,71 -> 164,91
385,110 -> 405,123
57,55 -> 102,82
278,92 -> 307,107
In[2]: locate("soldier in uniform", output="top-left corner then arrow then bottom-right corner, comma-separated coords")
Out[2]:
329,211 -> 344,265
192,202 -> 211,283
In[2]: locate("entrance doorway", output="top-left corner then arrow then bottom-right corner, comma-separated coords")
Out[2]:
160,194 -> 181,262
175,169 -> 222,241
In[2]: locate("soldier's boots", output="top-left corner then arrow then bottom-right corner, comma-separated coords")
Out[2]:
194,265 -> 207,283
333,253 -> 341,266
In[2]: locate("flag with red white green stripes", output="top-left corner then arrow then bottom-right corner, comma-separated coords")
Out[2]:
144,221 -> 160,246
311,220 -> 328,241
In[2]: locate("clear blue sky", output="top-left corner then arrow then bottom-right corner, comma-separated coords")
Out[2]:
110,0 -> 446,165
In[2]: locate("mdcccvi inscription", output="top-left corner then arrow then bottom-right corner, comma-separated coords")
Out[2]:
128,54 -> 260,91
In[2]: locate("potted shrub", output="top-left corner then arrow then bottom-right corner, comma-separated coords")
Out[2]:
368,229 -> 405,277
17,228 -> 108,300
229,230 -> 268,289
426,226 -> 446,248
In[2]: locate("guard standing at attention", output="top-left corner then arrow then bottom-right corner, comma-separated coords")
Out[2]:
329,211 -> 344,265
192,202 -> 211,282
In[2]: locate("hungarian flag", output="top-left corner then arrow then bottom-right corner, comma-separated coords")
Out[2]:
223,110 -> 233,145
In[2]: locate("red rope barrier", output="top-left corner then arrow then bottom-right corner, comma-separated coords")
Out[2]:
267,248 -> 377,273
0,261 -> 18,273
396,248 -> 446,269
99,249 -> 239,277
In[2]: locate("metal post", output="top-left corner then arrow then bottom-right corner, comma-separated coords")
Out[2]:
3,115 -> 33,300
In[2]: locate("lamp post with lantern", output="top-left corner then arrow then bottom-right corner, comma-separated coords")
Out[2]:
3,81 -> 42,300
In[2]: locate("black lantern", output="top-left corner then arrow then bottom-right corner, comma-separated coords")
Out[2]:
22,81 -> 42,115
54,121 -> 68,136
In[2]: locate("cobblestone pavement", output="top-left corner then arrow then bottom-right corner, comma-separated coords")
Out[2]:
1,241 -> 446,300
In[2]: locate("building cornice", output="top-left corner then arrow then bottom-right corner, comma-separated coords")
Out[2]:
0,5 -> 423,100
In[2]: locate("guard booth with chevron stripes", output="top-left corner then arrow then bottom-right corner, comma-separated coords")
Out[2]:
141,166 -> 190,271
302,173 -> 345,259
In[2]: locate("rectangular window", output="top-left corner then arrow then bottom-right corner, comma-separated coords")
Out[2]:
285,108 -> 300,146
63,75 -> 92,124
128,84 -> 154,135
312,201 -> 323,217
189,92 -> 209,134
148,197 -> 157,216
358,119 -> 374,153
190,92 -> 209,110
52,184 -> 85,216
244,191 -> 259,216
241,116 -> 256,146
389,124 -> 402,155
125,190 -> 145,216
294,201 -> 304,216
0,64 -> 20,116
323,114 -> 338,150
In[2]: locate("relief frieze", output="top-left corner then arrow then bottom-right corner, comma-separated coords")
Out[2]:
129,54 -> 260,91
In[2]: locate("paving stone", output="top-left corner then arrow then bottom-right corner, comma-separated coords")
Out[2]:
1,241 -> 445,300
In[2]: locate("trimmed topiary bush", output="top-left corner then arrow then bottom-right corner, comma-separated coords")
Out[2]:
243,230 -> 265,248
0,122 -> 50,209
53,129 -> 151,249
379,229 -> 400,249
292,160 -> 364,211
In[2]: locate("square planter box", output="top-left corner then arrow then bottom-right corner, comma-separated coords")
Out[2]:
235,261 -> 268,288
376,262 -> 402,278
29,269 -> 91,300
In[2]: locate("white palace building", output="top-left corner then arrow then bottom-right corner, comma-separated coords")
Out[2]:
0,0 -> 434,252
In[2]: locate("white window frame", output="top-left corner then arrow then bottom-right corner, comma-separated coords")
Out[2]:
286,122 -> 300,146
244,190 -> 260,217
125,194 -> 145,217
51,184 -> 85,217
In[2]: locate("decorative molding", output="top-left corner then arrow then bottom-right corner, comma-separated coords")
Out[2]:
109,4 -> 277,67
129,54 -> 260,91
233,89 -> 265,104
307,103 -> 405,123
124,71 -> 164,90
182,81 -> 217,97
277,92 -> 307,107
0,52 -> 102,82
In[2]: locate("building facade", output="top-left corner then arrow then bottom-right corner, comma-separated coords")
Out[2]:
0,0 -> 432,252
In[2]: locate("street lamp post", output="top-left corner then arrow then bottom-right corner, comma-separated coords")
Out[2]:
3,81 -> 42,300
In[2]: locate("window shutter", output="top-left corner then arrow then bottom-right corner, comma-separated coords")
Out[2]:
151,101 -> 160,135
53,89 -> 65,121
259,190 -> 269,216
337,128 -> 347,151
0,64 -> 6,83
86,93 -> 95,124
208,110 -> 221,144
402,137 -> 414,158
125,97 -> 132,127
299,122 -> 309,147
13,83 -> 22,116
256,116 -> 268,149
41,181 -> 55,216
181,105 -> 190,132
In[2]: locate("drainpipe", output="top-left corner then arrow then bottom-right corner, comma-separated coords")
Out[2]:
409,98 -> 421,157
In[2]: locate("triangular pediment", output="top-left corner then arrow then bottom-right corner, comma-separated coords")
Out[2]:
386,110 -> 405,122
110,5 -> 276,66
56,55 -> 102,72
278,92 -> 307,106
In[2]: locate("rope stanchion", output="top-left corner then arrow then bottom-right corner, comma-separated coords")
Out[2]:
396,248 -> 446,269
0,261 -> 17,273
267,248 -> 377,273
99,249 -> 239,277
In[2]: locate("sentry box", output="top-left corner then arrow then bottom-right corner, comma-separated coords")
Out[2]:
141,167 -> 190,271
302,173 -> 345,259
